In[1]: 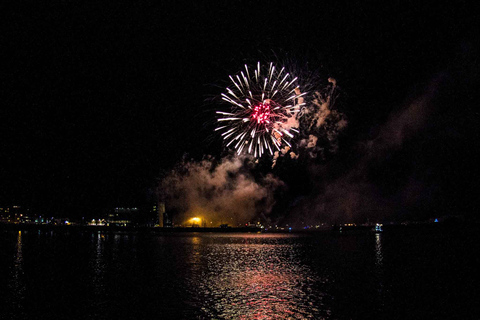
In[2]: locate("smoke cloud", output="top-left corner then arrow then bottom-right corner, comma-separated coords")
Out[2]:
287,74 -> 446,226
273,78 -> 348,164
161,155 -> 284,226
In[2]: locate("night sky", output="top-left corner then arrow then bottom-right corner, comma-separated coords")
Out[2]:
2,2 -> 478,220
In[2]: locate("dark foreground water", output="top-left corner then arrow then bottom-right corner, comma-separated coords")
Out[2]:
1,226 -> 479,319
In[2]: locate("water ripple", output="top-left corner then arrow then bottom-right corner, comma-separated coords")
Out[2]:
184,235 -> 330,319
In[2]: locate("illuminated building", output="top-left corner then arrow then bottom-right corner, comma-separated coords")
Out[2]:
106,207 -> 137,226
0,205 -> 30,223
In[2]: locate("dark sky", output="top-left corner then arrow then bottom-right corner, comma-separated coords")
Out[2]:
1,1 -> 478,218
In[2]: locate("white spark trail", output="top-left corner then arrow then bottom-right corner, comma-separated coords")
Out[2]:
216,62 -> 306,157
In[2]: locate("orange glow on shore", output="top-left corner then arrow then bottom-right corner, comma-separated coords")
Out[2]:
187,217 -> 202,227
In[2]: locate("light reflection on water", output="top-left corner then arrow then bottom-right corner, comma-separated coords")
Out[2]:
375,233 -> 383,267
374,232 -> 385,312
184,234 -> 330,319
10,231 -> 26,313
90,232 -> 107,314
2,228 -> 473,319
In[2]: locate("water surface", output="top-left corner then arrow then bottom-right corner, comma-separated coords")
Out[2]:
1,227 -> 478,319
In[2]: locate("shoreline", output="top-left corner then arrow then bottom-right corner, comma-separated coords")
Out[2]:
1,220 -> 476,234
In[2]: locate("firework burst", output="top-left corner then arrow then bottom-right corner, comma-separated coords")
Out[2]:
216,62 -> 306,157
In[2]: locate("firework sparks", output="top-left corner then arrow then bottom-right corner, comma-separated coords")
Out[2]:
216,62 -> 305,157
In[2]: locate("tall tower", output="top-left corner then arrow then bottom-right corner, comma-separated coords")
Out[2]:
158,202 -> 165,227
